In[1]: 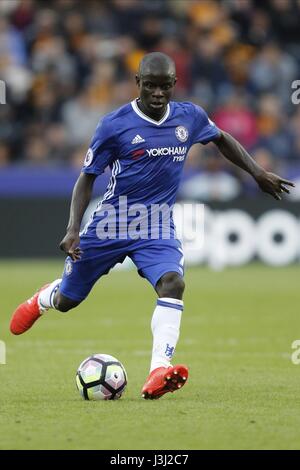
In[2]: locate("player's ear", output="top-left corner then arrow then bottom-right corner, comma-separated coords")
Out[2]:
174,77 -> 177,86
135,74 -> 140,87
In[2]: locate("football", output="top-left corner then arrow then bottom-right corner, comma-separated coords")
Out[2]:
76,354 -> 127,400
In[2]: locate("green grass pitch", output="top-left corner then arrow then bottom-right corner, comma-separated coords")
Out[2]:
0,261 -> 300,450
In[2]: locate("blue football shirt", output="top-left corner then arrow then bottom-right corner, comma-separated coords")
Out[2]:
81,99 -> 220,239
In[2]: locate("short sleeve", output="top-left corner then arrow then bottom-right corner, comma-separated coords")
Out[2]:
191,104 -> 220,145
82,117 -> 116,175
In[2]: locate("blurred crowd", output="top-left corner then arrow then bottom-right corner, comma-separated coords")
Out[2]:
0,0 -> 300,200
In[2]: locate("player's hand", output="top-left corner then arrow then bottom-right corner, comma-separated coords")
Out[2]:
255,171 -> 295,201
59,231 -> 83,261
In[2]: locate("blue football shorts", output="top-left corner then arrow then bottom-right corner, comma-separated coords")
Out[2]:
59,236 -> 185,302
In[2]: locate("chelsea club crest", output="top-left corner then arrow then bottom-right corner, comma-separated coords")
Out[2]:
175,126 -> 189,142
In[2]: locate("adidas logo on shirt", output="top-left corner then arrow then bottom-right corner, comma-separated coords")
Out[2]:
131,134 -> 145,144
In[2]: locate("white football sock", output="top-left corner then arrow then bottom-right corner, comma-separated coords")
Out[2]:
38,279 -> 61,312
150,297 -> 183,372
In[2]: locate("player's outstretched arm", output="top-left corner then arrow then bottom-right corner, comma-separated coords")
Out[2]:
214,130 -> 295,200
59,172 -> 97,260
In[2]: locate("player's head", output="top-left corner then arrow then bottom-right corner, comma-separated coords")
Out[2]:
136,52 -> 177,119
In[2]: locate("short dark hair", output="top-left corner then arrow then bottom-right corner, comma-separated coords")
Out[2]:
138,52 -> 176,78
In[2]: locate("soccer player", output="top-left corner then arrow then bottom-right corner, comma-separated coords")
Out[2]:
10,53 -> 294,399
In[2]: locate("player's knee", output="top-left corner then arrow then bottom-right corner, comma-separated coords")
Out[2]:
55,303 -> 72,313
54,293 -> 80,312
157,272 -> 185,299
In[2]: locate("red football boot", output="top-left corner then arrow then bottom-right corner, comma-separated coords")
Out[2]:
10,284 -> 50,335
142,364 -> 189,399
